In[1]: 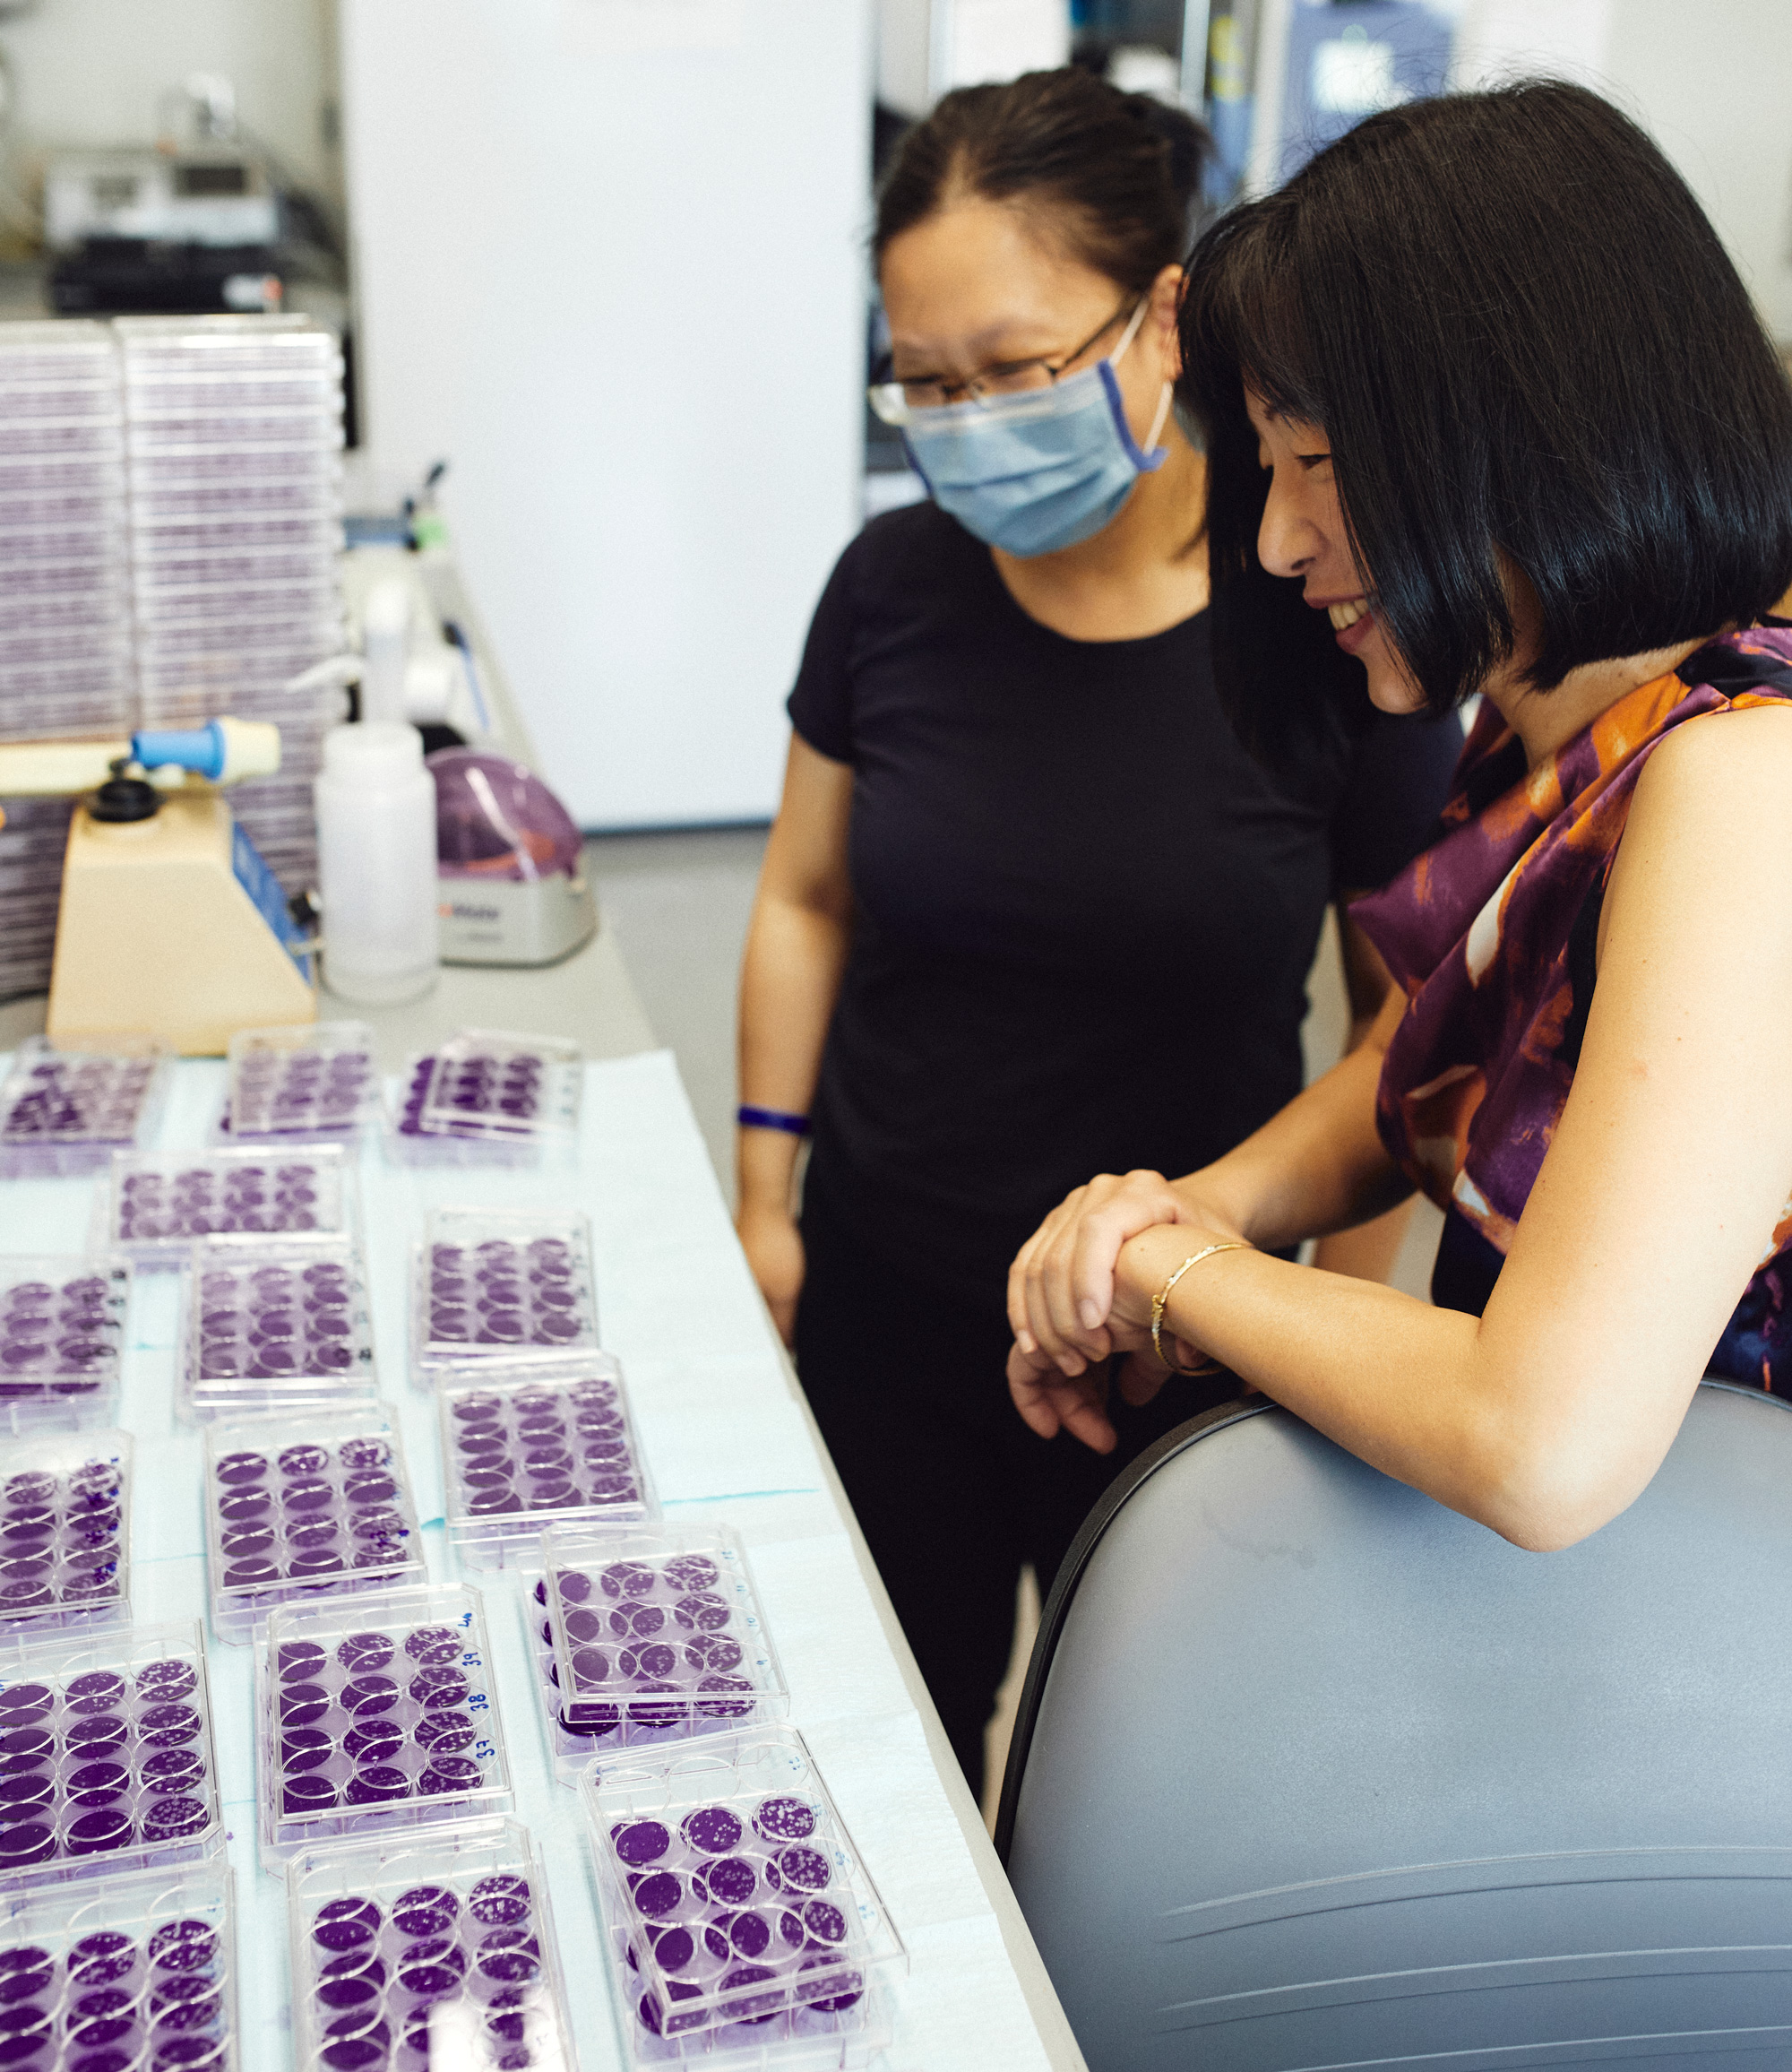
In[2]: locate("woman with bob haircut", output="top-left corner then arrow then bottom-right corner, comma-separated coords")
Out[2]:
1004,80 -> 1792,1552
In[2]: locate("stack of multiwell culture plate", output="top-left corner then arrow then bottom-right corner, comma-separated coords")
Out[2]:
0,322 -> 134,997
118,313 -> 348,896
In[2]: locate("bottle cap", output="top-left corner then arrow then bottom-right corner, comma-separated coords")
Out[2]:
322,723 -> 425,787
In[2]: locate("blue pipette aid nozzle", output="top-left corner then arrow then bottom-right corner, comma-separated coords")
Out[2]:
131,721 -> 226,781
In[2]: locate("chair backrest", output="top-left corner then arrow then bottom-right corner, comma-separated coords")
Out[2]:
996,1382 -> 1792,2071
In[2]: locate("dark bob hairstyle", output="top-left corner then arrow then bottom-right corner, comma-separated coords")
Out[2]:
1180,80 -> 1792,763
874,67 -> 1209,291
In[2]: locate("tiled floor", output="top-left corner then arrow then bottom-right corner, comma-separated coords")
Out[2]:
583,824 -> 1444,1824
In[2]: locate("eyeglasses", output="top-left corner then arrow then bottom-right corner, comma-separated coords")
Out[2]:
868,296 -> 1140,425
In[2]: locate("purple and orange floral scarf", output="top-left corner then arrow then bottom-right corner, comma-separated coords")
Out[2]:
1351,626 -> 1792,1389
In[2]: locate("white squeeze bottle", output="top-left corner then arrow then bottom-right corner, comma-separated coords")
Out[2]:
314,721 -> 440,1006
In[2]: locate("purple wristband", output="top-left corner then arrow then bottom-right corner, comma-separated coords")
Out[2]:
737,1105 -> 811,1137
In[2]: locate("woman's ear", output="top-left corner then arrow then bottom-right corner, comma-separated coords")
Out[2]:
1150,263 -> 1184,379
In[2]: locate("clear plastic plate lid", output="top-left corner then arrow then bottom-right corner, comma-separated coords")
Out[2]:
437,1357 -> 656,1563
417,1032 -> 582,1146
0,1255 -> 131,1417
203,1404 -> 424,1643
182,1232 -> 377,1420
544,1522 -> 785,1742
580,1723 -> 904,2050
0,1859 -> 237,2072
223,1022 -> 376,1144
0,1429 -> 132,1632
256,1583 -> 514,1876
285,1816 -> 571,2072
0,1035 -> 169,1176
0,1617 -> 224,1890
411,1210 -> 599,1376
101,1144 -> 355,1266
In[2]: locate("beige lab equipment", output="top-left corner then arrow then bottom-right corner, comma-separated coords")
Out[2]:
0,720 -> 317,1055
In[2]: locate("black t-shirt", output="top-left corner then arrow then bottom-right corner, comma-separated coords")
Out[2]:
788,501 -> 1463,1306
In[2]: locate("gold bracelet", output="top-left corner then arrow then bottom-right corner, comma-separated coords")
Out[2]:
1151,1240 -> 1253,1376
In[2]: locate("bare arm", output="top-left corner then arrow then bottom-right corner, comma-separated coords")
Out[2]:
1021,708 -> 1792,1548
735,733 -> 854,1342
1312,903 -> 1417,1282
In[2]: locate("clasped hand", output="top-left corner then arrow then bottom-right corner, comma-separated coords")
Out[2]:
1004,1168 -> 1244,1454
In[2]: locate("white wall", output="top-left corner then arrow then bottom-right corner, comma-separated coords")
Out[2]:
1450,0 -> 1792,342
1598,0 -> 1792,343
1448,0 -> 1615,91
876,0 -> 1071,119
1251,0 -> 1792,344
0,0 -> 340,203
340,0 -> 872,830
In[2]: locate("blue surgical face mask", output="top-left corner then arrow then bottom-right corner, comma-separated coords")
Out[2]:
893,298 -> 1174,558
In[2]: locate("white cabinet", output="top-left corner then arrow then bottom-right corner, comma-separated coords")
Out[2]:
340,0 -> 874,828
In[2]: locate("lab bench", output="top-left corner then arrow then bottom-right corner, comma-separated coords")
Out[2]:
0,563 -> 1084,2065
0,1049 -> 1084,2068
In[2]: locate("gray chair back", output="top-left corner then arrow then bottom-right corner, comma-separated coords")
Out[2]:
996,1382 -> 1792,2069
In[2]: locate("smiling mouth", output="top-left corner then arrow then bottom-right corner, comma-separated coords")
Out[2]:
1327,598 -> 1369,630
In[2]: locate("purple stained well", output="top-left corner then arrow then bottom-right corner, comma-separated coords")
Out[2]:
797,1955 -> 865,2013
213,1430 -> 418,1608
633,1871 -> 683,1921
418,1757 -> 479,1797
280,1730 -> 332,1774
774,1845 -> 831,1895
341,1676 -> 399,1720
703,1857 -> 758,1908
67,1807 -> 133,1855
0,1822 -> 54,1868
754,1797 -> 816,1844
67,1714 -> 127,1757
405,1627 -> 461,1668
682,1806 -> 743,1856
613,1819 -> 670,1866
343,1720 -> 402,1766
345,1766 -> 410,1805
278,1764 -> 349,1823
313,1900 -> 381,1953
141,1748 -> 205,1797
467,1875 -> 530,1929
141,1703 -> 202,1748
414,1711 -> 475,1756
150,1921 -> 218,1975
71,1930 -> 137,1984
143,1794 -> 210,1840
280,1685 -> 331,1731
392,1886 -> 457,1938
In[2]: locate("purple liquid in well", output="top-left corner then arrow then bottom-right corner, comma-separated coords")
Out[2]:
467,1875 -> 530,1928
754,1797 -> 816,1843
613,1820 -> 670,1867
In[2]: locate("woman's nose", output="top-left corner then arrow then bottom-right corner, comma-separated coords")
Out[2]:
1257,472 -> 1318,581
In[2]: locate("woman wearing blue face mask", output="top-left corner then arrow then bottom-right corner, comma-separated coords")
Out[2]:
734,67 -> 1464,1798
